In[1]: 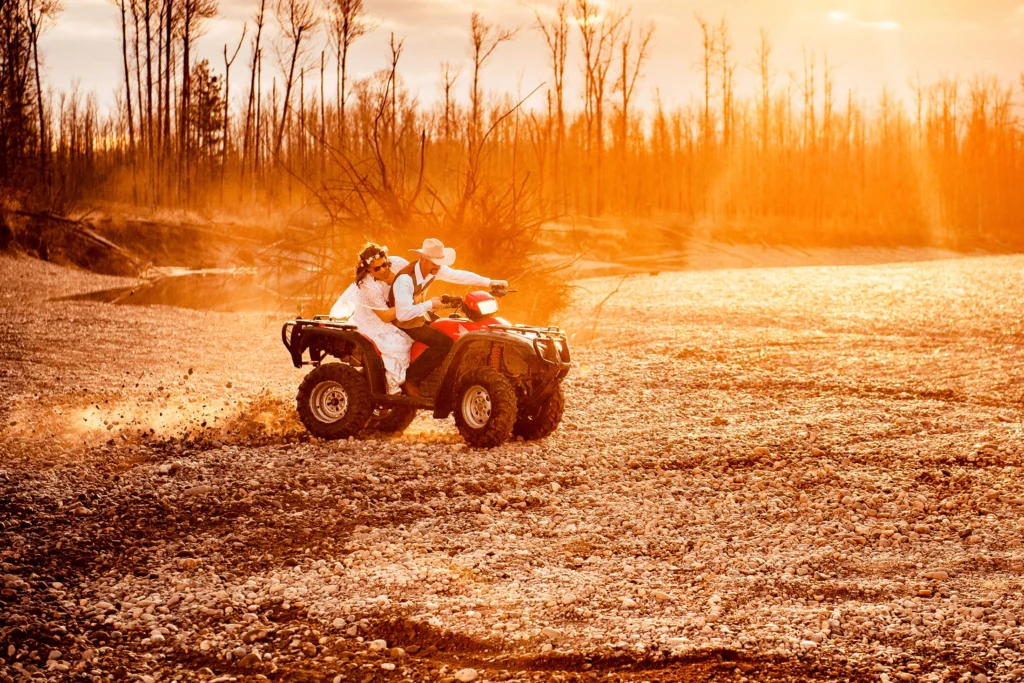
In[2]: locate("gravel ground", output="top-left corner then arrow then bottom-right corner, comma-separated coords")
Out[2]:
1,253 -> 1023,683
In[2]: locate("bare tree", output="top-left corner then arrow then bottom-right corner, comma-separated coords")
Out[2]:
534,1 -> 569,167
714,16 -> 734,148
616,20 -> 653,157
467,11 -> 517,152
143,0 -> 153,161
694,12 -> 714,146
242,0 -> 267,182
440,61 -> 461,142
25,0 -> 63,180
112,0 -> 136,166
273,0 -> 319,161
575,0 -> 624,213
222,23 -> 246,197
752,27 -> 773,154
180,0 -> 218,199
328,0 -> 373,149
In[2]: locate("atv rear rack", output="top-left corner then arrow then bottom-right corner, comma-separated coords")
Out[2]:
282,317 -> 358,365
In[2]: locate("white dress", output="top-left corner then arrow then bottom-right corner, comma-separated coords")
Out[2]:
330,277 -> 413,394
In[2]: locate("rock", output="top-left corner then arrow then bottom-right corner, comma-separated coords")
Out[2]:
754,447 -> 771,456
653,590 -> 672,602
923,570 -> 950,581
800,640 -> 818,649
380,662 -> 396,671
620,597 -> 638,608
158,463 -> 179,475
149,632 -> 165,644
454,668 -> 479,682
184,485 -> 212,496
560,592 -> 576,605
239,652 -> 262,668
47,650 -> 61,661
541,627 -> 563,641
301,642 -> 317,657
368,639 -> 387,651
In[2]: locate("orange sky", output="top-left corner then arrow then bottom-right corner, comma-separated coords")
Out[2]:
48,0 -> 1024,115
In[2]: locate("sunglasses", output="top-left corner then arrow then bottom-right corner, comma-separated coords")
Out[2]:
370,259 -> 391,273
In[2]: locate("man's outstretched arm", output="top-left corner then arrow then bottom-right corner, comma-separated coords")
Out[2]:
436,266 -> 506,288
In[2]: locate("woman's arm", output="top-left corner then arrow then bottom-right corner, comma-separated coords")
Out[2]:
373,306 -> 398,323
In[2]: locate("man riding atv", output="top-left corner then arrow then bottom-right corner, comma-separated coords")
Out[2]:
389,238 -> 508,398
282,248 -> 571,448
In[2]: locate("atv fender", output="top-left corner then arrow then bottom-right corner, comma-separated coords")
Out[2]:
432,331 -> 537,419
283,322 -> 390,396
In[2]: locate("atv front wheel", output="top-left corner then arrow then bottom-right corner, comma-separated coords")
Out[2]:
364,404 -> 418,436
296,363 -> 371,440
513,383 -> 565,440
453,367 -> 517,448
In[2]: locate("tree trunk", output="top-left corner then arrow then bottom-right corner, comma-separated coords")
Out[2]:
274,29 -> 303,160
119,0 -> 137,200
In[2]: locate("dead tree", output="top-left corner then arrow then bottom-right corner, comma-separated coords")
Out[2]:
113,0 -> 136,167
328,0 -> 372,149
615,20 -> 653,211
222,23 -> 246,198
25,0 -> 63,181
242,0 -> 266,184
752,27 -> 773,154
534,0 -> 569,209
694,12 -> 714,147
715,16 -> 735,148
467,11 -> 517,154
179,0 -> 218,200
575,0 -> 624,214
440,61 -> 461,142
272,0 -> 319,162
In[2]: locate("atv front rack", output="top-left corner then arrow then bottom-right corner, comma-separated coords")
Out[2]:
487,324 -> 571,369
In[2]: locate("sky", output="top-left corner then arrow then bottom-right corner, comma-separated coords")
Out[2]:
44,0 -> 1024,117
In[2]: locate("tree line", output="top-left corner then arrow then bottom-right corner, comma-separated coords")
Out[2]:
3,0 -> 1024,251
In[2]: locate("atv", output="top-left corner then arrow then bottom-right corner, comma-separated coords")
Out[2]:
281,286 -> 571,448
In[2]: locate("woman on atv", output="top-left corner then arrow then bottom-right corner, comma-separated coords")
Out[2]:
329,243 -> 417,395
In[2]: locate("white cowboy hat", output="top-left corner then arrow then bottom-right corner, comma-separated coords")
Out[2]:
410,238 -> 456,266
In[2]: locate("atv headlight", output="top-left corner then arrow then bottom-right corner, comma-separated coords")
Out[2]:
476,299 -> 498,316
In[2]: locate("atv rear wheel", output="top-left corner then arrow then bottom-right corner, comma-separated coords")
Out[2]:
364,404 -> 418,435
453,367 -> 517,448
296,363 -> 371,440
513,383 -> 565,440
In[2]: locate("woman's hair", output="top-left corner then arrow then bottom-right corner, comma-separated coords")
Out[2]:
355,242 -> 388,283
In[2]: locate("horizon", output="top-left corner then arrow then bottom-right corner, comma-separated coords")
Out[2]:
46,0 -> 1024,118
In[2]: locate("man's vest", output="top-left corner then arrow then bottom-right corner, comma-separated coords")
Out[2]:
387,262 -> 434,330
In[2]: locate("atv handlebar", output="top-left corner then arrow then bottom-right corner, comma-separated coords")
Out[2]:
436,286 -> 516,313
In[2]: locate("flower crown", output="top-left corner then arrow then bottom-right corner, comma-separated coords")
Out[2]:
359,246 -> 388,268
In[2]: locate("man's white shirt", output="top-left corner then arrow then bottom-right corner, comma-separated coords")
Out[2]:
393,260 -> 490,323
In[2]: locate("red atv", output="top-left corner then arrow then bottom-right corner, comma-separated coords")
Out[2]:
282,286 -> 571,448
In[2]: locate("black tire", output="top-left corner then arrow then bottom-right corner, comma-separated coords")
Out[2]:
296,363 -> 372,440
513,383 -> 565,440
363,404 -> 418,436
453,367 -> 517,449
